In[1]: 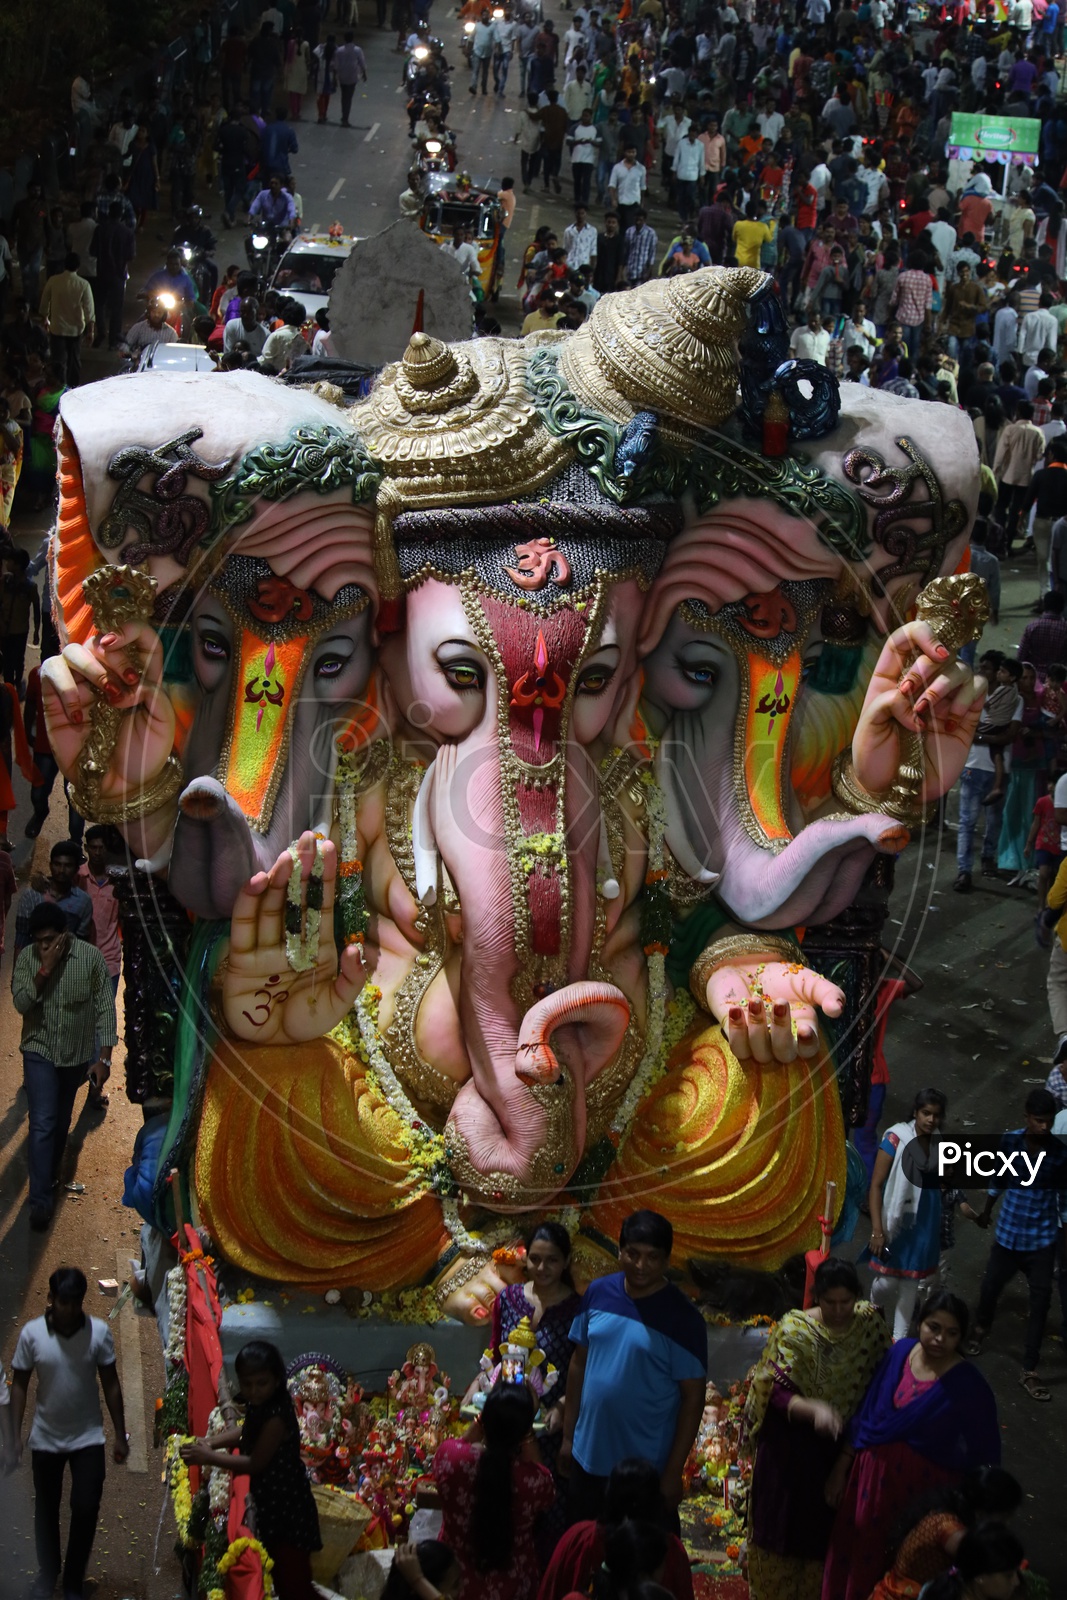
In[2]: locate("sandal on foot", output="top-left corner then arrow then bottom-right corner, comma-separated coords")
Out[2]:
963,1328 -> 987,1357
1020,1371 -> 1051,1402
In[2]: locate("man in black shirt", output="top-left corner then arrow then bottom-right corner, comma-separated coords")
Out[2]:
592,211 -> 624,295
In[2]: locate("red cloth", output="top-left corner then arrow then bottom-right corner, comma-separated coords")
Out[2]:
538,1521 -> 695,1600
870,977 -> 908,1086
176,1223 -> 224,1439
821,1440 -> 957,1600
226,1475 -> 268,1600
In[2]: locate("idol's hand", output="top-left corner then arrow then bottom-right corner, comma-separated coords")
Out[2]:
222,831 -> 365,1043
40,622 -> 176,800
852,620 -> 986,803
706,961 -> 844,1064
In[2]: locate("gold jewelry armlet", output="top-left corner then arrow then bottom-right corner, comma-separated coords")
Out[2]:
689,931 -> 801,1012
830,749 -> 935,831
69,753 -> 183,826
433,1251 -> 491,1308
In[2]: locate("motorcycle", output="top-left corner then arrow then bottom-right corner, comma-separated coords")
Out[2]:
243,221 -> 288,287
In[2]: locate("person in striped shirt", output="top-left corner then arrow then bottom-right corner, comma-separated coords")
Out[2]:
12,901 -> 116,1231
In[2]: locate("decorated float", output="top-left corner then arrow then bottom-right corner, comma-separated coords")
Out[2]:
45,267 -> 988,1327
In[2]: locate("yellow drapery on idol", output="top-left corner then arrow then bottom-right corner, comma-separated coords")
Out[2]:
591,1018 -> 847,1267
195,1034 -> 448,1288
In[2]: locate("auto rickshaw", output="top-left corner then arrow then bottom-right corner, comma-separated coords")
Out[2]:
418,181 -> 504,300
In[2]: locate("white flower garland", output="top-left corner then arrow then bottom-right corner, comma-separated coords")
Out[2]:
204,1406 -> 231,1528
611,769 -> 669,1136
285,839 -> 326,971
163,1263 -> 187,1370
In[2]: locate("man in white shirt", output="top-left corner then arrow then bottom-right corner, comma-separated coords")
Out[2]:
121,300 -> 178,359
789,308 -> 831,365
1019,304 -> 1060,368
756,100 -> 784,146
563,21 -> 585,62
441,225 -> 482,286
672,125 -> 706,221
562,65 -> 594,122
567,110 -> 600,206
564,203 -> 598,270
808,157 -> 832,213
608,145 -> 648,232
840,297 -> 878,359
657,103 -> 691,202
806,0 -> 830,23
10,1267 -> 128,1600
925,210 -> 957,295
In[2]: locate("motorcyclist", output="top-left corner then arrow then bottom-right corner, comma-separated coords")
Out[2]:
246,174 -> 297,275
143,249 -> 203,333
172,206 -> 219,298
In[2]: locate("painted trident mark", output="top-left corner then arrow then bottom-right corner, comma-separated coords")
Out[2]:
504,537 -> 572,592
244,641 -> 285,732
511,630 -> 567,755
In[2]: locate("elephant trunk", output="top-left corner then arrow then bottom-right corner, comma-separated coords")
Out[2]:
658,715 -> 905,929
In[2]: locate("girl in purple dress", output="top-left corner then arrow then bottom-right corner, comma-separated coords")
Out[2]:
491,1222 -> 582,1561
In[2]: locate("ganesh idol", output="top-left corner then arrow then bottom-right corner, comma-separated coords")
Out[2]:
41,268 -> 987,1321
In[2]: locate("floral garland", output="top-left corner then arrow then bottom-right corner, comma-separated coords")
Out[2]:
164,1434 -> 196,1548
336,751 -> 369,952
285,838 -> 326,971
516,831 -> 566,877
213,1535 -> 275,1600
611,766 -> 673,1136
163,1263 -> 187,1369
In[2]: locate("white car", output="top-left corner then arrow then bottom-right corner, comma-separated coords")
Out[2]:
269,232 -> 358,322
137,341 -> 218,372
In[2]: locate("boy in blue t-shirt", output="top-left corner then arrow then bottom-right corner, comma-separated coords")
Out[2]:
560,1209 -> 708,1527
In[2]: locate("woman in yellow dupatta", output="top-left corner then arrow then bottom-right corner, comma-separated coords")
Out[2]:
745,1257 -> 890,1600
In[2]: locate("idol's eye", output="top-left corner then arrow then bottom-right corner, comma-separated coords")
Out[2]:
200,632 -> 230,661
314,654 -> 347,678
681,662 -> 717,686
441,660 -> 485,692
576,663 -> 616,696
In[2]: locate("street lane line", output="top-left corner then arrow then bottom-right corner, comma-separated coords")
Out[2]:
116,1249 -> 148,1473
364,122 -> 380,143
328,178 -> 346,200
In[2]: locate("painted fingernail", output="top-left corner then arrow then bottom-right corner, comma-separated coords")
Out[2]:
944,717 -> 957,732
472,1307 -> 488,1322
122,669 -> 140,685
748,998 -> 763,1014
101,681 -> 123,703
70,709 -> 83,724
899,677 -> 913,694
99,633 -> 118,648
936,644 -> 950,658
773,1002 -> 789,1019
729,1007 -> 744,1024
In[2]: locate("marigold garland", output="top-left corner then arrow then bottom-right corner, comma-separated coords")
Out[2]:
216,1535 -> 275,1598
163,1435 -> 197,1548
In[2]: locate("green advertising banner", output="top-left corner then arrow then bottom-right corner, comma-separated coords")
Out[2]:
947,112 -> 1042,165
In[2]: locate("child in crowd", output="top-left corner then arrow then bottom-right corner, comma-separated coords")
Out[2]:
384,1543 -> 458,1600
1026,779 -> 1063,915
976,657 -> 1024,802
180,1341 -> 322,1600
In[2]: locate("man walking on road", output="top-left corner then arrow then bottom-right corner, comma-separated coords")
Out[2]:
12,901 -> 115,1230
8,1266 -> 129,1600
469,9 -> 494,96
334,32 -> 367,126
92,202 -> 136,350
38,254 -> 94,389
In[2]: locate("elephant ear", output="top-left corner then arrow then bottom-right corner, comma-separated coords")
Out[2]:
230,493 -> 379,611
53,422 -> 104,649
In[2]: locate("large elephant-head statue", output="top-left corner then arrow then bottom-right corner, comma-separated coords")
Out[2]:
41,270 -> 988,1317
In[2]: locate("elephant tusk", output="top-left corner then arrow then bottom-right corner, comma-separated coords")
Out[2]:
656,737 -> 719,885
597,811 -> 620,900
412,756 -> 439,907
135,836 -> 174,874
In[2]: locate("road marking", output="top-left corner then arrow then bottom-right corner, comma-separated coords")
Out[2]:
328,177 -> 346,200
115,1249 -> 148,1473
364,122 -> 380,143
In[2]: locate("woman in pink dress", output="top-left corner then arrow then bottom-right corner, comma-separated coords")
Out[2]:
822,1292 -> 1000,1600
434,1384 -> 555,1600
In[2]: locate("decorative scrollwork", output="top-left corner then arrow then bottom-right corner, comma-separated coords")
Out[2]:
208,425 -> 382,544
843,435 -> 969,594
101,427 -> 231,567
525,345 -> 623,502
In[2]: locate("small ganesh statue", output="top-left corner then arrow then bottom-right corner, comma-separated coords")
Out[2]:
389,1341 -> 451,1413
